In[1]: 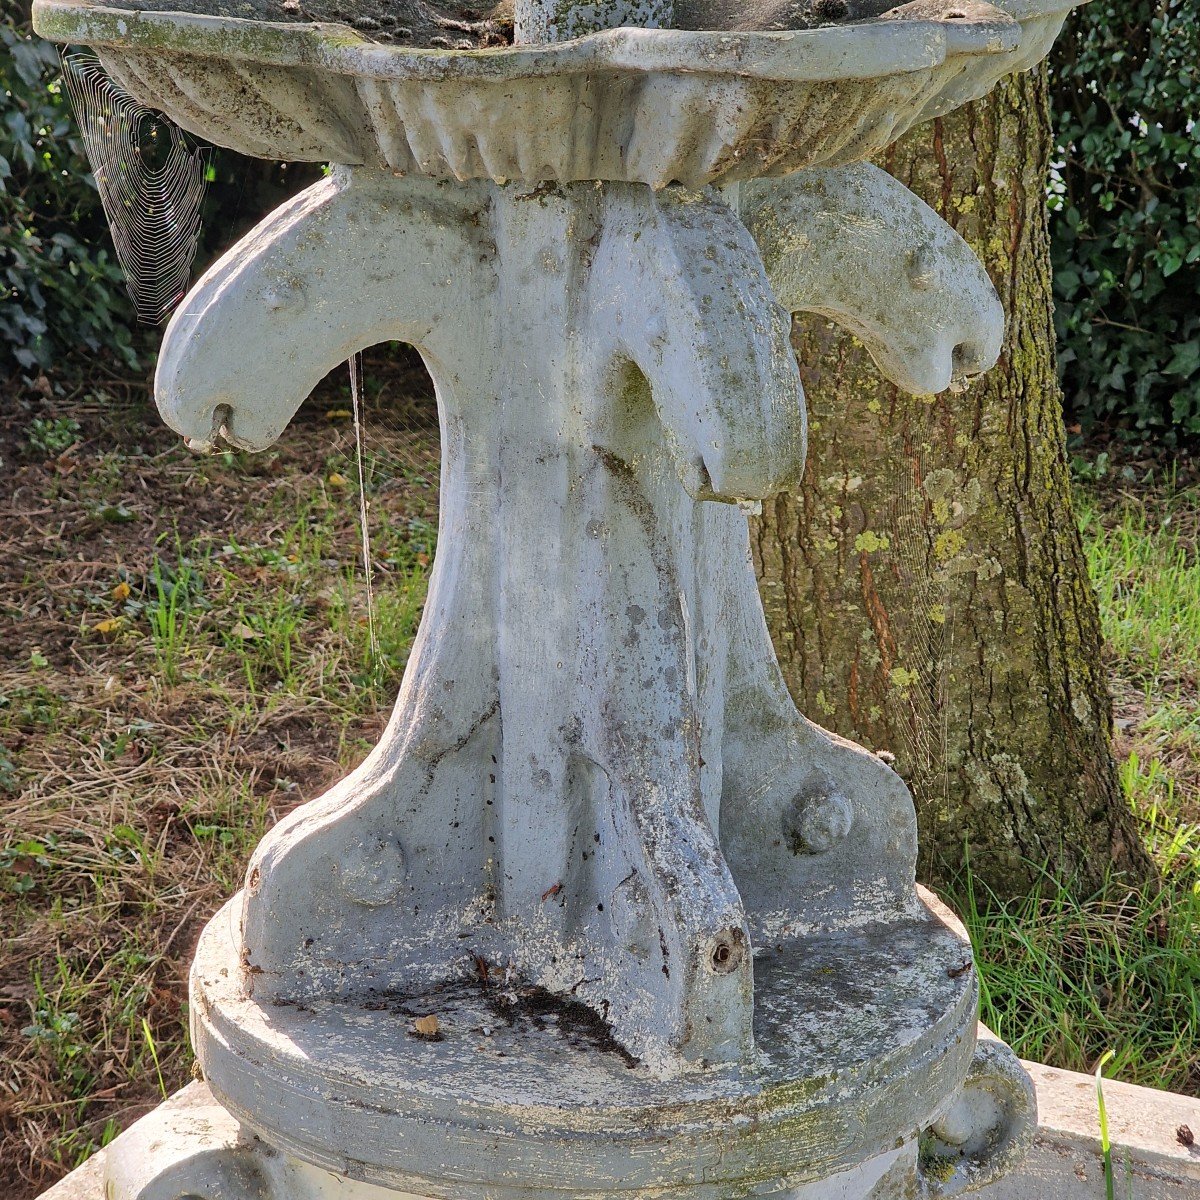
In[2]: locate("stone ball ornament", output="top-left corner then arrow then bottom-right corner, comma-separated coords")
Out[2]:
31,0 -> 1082,1191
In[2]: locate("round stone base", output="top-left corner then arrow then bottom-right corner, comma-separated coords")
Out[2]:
99,1083 -> 926,1200
191,888 -> 978,1199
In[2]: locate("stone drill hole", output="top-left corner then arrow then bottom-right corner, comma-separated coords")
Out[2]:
708,935 -> 743,974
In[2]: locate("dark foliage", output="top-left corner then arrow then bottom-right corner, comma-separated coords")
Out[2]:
1,14 -> 138,374
0,2 -> 315,377
1050,0 -> 1200,441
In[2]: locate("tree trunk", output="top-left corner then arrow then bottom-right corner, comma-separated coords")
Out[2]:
752,65 -> 1152,899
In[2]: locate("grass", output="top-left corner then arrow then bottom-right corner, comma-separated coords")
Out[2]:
2,361 -> 1198,1198
0,352 -> 438,1196
1096,1049 -> 1117,1200
960,863 -> 1200,1093
1082,479 -> 1200,752
957,458 -> 1200,1096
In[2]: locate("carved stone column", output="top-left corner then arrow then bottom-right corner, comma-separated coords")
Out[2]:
30,0 -> 1084,1191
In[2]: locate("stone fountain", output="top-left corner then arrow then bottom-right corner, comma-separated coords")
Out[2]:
32,0 -> 1082,1193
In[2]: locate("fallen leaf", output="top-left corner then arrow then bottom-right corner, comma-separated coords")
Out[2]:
33,374 -> 53,399
412,1014 -> 440,1038
231,623 -> 261,641
328,472 -> 349,488
96,503 -> 136,524
112,580 -> 132,602
417,552 -> 430,567
325,408 -> 352,421
92,617 -> 125,636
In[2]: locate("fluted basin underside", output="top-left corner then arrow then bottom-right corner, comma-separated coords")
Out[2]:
35,0 -> 1077,184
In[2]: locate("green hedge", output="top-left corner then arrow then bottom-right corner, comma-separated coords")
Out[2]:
0,11 -> 310,378
1,19 -> 138,373
1050,0 -> 1200,440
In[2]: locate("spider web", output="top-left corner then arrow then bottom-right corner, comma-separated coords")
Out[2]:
61,51 -> 208,325
349,352 -> 380,663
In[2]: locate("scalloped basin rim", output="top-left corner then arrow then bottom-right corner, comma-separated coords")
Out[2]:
32,0 -> 1085,187
32,0 -> 1080,81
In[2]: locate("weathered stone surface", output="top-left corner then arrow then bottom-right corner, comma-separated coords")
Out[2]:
154,165 -> 1009,1073
40,1082 -> 923,1198
32,0 -> 1077,186
52,1050 -> 1200,1200
741,164 -> 1004,396
976,1063 -> 1200,1200
190,890 -> 980,1194
29,0 -> 1074,1192
144,160 -> 1023,1193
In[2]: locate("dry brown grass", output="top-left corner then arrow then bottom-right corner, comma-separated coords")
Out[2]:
0,351 -> 439,1196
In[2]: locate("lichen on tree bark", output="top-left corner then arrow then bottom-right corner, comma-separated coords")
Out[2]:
752,65 -> 1152,898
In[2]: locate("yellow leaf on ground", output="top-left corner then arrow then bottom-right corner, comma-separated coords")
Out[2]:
111,580 -> 131,602
325,409 -> 352,421
92,617 -> 125,636
327,472 -> 348,489
412,1014 -> 440,1038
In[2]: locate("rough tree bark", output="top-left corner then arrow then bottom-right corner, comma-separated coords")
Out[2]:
752,65 -> 1152,899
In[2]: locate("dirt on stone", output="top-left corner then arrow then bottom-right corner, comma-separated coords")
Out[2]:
124,0 -> 516,47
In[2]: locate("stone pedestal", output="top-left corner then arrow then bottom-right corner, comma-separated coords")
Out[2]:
42,1055 -> 1200,1200
29,0 -> 1089,1192
149,164 -> 1027,1198
192,890 -> 1012,1196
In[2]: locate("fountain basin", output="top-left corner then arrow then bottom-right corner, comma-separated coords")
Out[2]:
34,0 -> 1076,184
